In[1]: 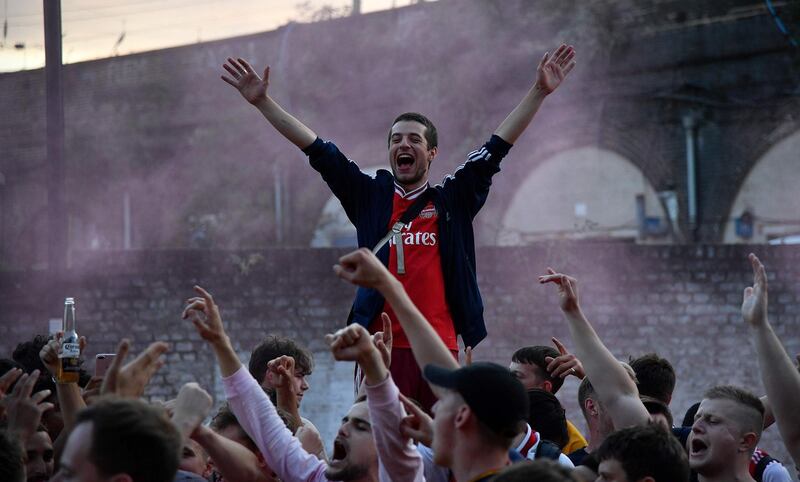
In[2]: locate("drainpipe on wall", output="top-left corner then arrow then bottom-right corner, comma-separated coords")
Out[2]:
681,111 -> 700,241
271,24 -> 295,246
45,0 -> 67,275
123,191 -> 131,249
274,162 -> 283,245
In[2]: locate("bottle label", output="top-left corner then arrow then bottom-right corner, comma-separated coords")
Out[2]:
60,343 -> 80,358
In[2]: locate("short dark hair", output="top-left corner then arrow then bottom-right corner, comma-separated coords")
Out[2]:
511,346 -> 563,393
210,402 -> 257,451
248,335 -> 313,385
595,424 -> 689,482
0,429 -> 24,482
577,377 -> 595,417
388,112 -> 438,149
640,396 -> 673,427
527,389 -> 569,449
682,402 -> 701,427
703,385 -> 765,438
13,335 -> 51,374
494,460 -> 576,482
629,353 -> 676,404
75,398 -> 181,482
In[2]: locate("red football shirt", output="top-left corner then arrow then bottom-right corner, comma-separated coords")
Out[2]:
369,183 -> 457,350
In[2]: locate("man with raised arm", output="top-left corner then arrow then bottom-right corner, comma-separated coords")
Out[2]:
333,248 -> 530,482
741,254 -> 800,466
221,46 -> 575,410
537,269 -> 649,473
182,285 -> 423,482
538,269 -> 651,431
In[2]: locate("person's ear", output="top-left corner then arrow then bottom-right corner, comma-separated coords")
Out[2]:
428,146 -> 438,163
740,431 -> 758,453
454,404 -> 470,430
585,398 -> 599,417
543,380 -> 553,393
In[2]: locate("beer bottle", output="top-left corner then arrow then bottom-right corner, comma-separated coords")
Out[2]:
57,297 -> 80,383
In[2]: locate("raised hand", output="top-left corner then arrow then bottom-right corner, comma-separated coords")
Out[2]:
267,355 -> 303,430
39,332 -> 87,378
3,370 -> 53,443
221,58 -> 270,105
545,337 -> 585,379
183,286 -> 228,346
326,324 -> 376,363
398,393 -> 434,446
539,268 -> 580,313
81,377 -> 104,405
536,44 -> 576,95
182,286 -> 242,377
327,324 -> 388,386
172,382 -> 213,438
101,339 -> 168,399
267,355 -> 296,392
373,312 -> 393,369
0,367 -> 23,419
742,253 -> 768,327
333,248 -> 394,291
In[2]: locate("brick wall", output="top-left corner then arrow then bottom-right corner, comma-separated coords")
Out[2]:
1,244 -> 798,471
2,0 -> 799,269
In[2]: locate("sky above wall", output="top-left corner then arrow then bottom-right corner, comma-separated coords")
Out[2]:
0,0 -> 429,72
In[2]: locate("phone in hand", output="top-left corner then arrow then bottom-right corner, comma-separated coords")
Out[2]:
95,354 -> 116,377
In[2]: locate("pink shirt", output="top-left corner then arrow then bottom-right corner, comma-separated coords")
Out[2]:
223,366 -> 424,482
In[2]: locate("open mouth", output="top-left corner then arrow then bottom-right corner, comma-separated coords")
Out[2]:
331,438 -> 348,463
690,438 -> 708,456
396,153 -> 415,168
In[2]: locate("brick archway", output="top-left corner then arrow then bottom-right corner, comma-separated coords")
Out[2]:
723,129 -> 800,244
498,146 -> 668,245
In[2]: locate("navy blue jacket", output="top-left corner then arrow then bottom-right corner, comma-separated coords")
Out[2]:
304,135 -> 512,349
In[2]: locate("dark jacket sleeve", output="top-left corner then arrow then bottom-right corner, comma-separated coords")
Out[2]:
304,137 -> 376,225
438,135 -> 512,219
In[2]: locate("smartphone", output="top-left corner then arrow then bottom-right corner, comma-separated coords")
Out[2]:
95,354 -> 116,377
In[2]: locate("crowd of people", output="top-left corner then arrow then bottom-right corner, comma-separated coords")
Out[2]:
1,250 -> 798,482
2,44 -> 799,482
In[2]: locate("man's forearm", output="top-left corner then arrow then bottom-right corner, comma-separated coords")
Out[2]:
255,96 -> 317,150
379,277 -> 459,371
493,84 -> 547,145
56,382 -> 86,429
193,426 -> 271,482
563,308 -> 649,426
275,386 -> 302,430
212,337 -> 243,378
752,322 -> 800,462
359,349 -> 389,386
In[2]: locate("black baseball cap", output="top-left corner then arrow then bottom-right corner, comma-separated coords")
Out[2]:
424,362 -> 529,438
